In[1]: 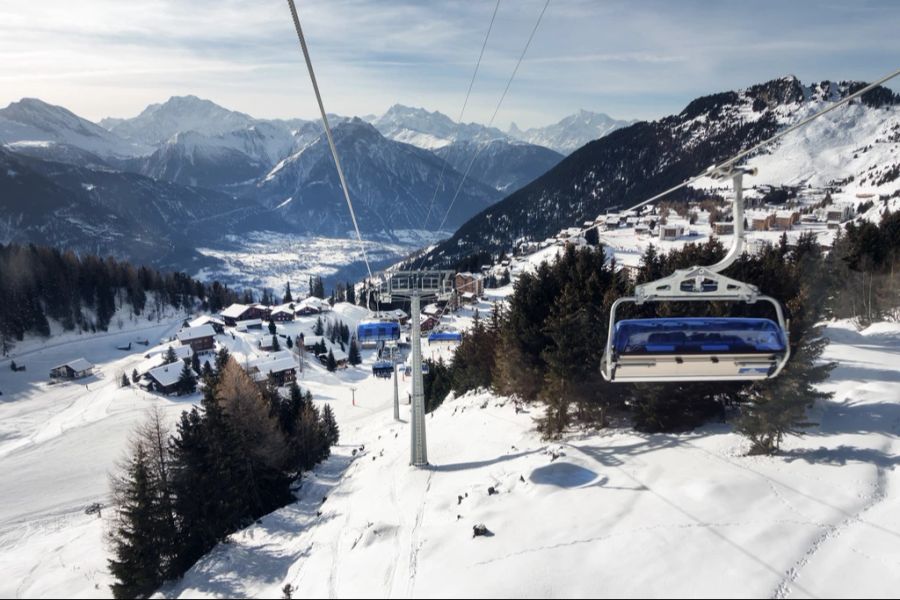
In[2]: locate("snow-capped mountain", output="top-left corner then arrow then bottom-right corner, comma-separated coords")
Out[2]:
256,118 -> 502,237
372,104 -> 509,150
0,98 -> 149,158
434,139 -> 563,193
508,109 -> 634,155
100,95 -> 261,146
421,77 -> 900,267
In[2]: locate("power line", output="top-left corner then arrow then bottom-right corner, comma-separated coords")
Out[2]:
421,0 -> 502,230
426,0 -> 552,260
286,0 -> 374,284
622,67 -> 900,215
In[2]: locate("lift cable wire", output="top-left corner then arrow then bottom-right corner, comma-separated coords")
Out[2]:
419,0 -> 551,270
421,0 -> 502,231
286,0 -> 374,285
621,67 -> 900,216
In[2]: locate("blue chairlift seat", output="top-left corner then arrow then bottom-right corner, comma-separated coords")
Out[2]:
607,318 -> 788,382
372,360 -> 394,379
357,320 -> 400,346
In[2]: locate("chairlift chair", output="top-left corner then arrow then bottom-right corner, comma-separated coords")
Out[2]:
600,166 -> 791,383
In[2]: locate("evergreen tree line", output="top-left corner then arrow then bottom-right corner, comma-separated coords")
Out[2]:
0,242 -> 242,353
107,349 -> 339,599
431,211 -> 900,453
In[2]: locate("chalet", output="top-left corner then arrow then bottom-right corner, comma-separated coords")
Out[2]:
144,363 -> 195,395
460,291 -> 477,304
317,347 -> 349,369
659,224 -> 686,241
825,204 -> 854,223
713,222 -> 735,236
236,318 -> 264,331
296,297 -> 329,315
176,324 -> 216,353
420,315 -> 439,332
303,335 -> 325,351
774,210 -> 800,231
50,358 -> 94,380
635,224 -> 650,236
136,345 -> 192,377
221,303 -> 269,327
422,303 -> 442,318
270,306 -> 295,322
604,217 -> 621,230
256,335 -> 278,351
383,308 -> 409,325
455,272 -> 484,297
247,351 -> 298,386
188,315 -> 225,334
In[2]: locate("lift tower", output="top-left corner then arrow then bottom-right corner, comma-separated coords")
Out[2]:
379,270 -> 454,466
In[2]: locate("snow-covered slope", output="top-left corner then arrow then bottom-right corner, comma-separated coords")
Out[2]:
0,99 -> 150,159
508,109 -> 634,155
163,316 -> 900,599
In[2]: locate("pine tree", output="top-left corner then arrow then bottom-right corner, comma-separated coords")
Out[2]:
286,335 -> 293,350
283,282 -> 293,304
346,281 -> 355,304
268,319 -> 277,335
177,361 -> 197,395
314,316 -> 324,336
191,351 -> 201,375
107,443 -> 165,599
272,335 -> 281,352
348,338 -> 362,366
121,373 -> 130,387
132,368 -> 140,384
320,403 -> 339,447
163,346 -> 178,365
214,346 -> 231,373
326,350 -> 337,372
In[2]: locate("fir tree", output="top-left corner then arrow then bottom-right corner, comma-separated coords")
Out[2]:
320,403 -> 339,447
348,338 -> 362,366
268,319 -> 277,335
163,346 -> 178,365
272,335 -> 281,352
214,346 -> 231,373
177,361 -> 197,395
132,368 -> 140,384
283,282 -> 293,304
286,335 -> 293,350
121,373 -> 130,388
314,316 -> 324,336
107,443 -> 165,599
326,350 -> 337,372
191,351 -> 201,375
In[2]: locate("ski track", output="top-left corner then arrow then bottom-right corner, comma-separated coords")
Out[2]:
771,450 -> 891,599
406,470 -> 433,598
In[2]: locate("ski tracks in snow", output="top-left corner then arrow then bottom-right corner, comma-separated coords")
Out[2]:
406,470 -> 433,598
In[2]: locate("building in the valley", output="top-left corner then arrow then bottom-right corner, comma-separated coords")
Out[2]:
176,324 -> 216,353
659,223 -> 686,241
50,358 -> 94,380
455,272 -> 484,298
144,363 -> 195,395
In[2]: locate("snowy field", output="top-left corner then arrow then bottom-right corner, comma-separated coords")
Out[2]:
160,318 -> 900,599
1,292 -> 899,598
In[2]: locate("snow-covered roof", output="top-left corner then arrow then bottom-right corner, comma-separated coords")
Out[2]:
303,335 -> 325,346
147,363 -> 193,387
188,315 -> 224,328
176,324 -> 216,342
300,297 -> 328,309
52,358 -> 93,372
136,346 -> 192,376
271,306 -> 294,316
248,352 -> 298,378
221,303 -> 250,319
236,318 -> 263,327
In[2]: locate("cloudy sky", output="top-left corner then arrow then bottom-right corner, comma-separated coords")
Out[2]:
0,0 -> 898,128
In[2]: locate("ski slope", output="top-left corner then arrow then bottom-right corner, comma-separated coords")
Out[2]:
163,319 -> 900,599
2,293 -> 899,598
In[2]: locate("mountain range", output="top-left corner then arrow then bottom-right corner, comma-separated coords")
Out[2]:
0,95 -> 621,270
417,77 -> 900,269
